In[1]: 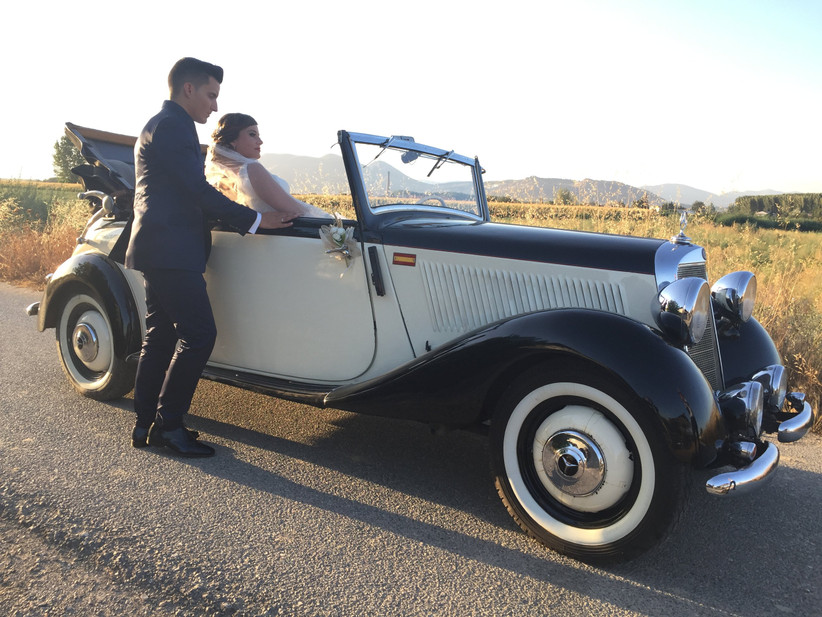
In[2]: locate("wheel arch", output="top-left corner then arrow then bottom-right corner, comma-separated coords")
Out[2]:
476,310 -> 722,466
39,253 -> 142,358
480,352 -> 644,421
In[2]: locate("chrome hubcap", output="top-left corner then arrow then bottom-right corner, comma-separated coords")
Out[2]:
72,322 -> 99,364
542,430 -> 606,497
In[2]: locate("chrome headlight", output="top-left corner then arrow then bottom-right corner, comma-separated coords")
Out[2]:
752,364 -> 788,410
656,278 -> 711,347
711,271 -> 756,323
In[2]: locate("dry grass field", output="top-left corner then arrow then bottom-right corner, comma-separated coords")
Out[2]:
0,184 -> 88,286
1,188 -> 819,429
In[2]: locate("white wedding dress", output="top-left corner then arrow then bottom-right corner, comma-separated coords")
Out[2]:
205,144 -> 331,218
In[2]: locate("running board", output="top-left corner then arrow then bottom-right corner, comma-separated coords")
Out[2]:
201,366 -> 331,407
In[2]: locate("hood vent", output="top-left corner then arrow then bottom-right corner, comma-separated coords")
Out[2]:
419,261 -> 626,333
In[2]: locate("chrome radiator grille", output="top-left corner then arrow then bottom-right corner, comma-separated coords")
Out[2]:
677,262 -> 708,280
678,261 -> 724,391
419,261 -> 626,333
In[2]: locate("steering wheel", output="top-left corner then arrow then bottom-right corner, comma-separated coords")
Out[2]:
415,196 -> 447,208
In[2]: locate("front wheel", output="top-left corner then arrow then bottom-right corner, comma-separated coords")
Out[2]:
56,292 -> 135,400
491,363 -> 686,563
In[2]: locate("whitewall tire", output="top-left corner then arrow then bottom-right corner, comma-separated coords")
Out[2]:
491,363 -> 685,563
56,292 -> 135,400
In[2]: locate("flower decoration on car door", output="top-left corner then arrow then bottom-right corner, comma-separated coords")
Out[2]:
319,212 -> 359,268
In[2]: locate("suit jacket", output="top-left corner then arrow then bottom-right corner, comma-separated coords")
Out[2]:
125,100 -> 258,273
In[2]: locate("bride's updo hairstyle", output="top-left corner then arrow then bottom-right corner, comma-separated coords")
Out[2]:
212,113 -> 258,149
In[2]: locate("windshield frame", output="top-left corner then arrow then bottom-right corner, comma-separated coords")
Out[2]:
339,131 -> 489,225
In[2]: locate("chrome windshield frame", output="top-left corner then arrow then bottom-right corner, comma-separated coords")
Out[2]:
346,132 -> 477,167
341,131 -> 490,224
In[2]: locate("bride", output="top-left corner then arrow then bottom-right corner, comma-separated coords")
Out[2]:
205,113 -> 331,219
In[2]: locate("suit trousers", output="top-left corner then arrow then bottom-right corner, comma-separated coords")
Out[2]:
133,268 -> 217,430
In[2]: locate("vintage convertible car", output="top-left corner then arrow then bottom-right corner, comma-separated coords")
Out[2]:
27,123 -> 815,563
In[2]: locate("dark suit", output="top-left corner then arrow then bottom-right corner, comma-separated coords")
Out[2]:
127,100 -> 258,430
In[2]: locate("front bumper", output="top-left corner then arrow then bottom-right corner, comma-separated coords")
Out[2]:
777,393 -> 814,442
706,386 -> 816,496
706,441 -> 779,495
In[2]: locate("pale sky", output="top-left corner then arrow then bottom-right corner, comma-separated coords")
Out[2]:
2,0 -> 820,195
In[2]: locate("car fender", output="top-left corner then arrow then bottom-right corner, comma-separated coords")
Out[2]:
717,317 -> 782,386
326,308 -> 722,465
37,252 -> 142,360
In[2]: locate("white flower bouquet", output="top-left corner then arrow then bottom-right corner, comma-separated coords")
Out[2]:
319,213 -> 359,268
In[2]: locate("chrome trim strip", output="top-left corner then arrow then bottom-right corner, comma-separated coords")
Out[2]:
705,441 -> 780,496
372,204 -> 484,221
778,401 -> 815,443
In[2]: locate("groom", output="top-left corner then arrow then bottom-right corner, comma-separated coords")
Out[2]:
127,57 -> 295,457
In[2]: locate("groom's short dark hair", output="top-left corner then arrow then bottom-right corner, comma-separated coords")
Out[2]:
168,57 -> 224,97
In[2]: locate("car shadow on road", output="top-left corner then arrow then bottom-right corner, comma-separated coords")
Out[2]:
165,414 -> 727,616
191,409 -> 508,525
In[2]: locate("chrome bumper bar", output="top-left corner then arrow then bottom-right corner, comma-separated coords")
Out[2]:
706,441 -> 780,496
778,394 -> 815,442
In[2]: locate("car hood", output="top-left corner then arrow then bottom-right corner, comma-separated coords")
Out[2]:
377,217 -> 666,275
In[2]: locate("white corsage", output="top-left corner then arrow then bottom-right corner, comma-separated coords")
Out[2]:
319,213 -> 359,268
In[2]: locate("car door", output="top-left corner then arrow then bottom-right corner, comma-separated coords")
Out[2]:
204,220 -> 377,382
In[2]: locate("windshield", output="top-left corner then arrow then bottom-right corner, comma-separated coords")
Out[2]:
353,138 -> 482,218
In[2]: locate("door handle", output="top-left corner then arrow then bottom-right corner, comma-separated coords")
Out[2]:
367,246 -> 386,297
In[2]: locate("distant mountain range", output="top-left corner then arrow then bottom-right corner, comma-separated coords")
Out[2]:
260,153 -> 782,210
484,177 -> 668,207
260,153 -> 477,198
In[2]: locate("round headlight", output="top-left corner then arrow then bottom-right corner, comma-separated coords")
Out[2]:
657,278 -> 711,347
711,271 -> 757,323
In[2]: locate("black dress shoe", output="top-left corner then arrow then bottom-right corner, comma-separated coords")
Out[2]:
132,424 -> 198,448
132,425 -> 150,448
147,425 -> 215,458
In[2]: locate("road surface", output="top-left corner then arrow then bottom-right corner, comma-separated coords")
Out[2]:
1,282 -> 819,616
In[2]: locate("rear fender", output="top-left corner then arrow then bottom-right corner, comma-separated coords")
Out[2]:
38,253 -> 142,359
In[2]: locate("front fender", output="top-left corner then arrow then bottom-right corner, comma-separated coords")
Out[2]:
717,317 -> 782,386
38,253 -> 142,359
327,309 -> 722,465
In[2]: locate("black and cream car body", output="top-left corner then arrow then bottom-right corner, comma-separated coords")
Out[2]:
28,123 -> 815,563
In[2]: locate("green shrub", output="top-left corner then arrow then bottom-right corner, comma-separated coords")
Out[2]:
0,181 -> 82,231
715,213 -> 822,232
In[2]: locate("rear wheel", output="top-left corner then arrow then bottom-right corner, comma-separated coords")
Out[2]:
491,363 -> 686,563
56,292 -> 135,400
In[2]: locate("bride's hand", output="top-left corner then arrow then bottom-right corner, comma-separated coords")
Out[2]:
259,211 -> 300,229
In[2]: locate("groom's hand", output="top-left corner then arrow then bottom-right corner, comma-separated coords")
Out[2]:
259,211 -> 300,229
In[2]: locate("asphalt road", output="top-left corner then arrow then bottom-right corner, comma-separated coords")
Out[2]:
1,281 -> 820,617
